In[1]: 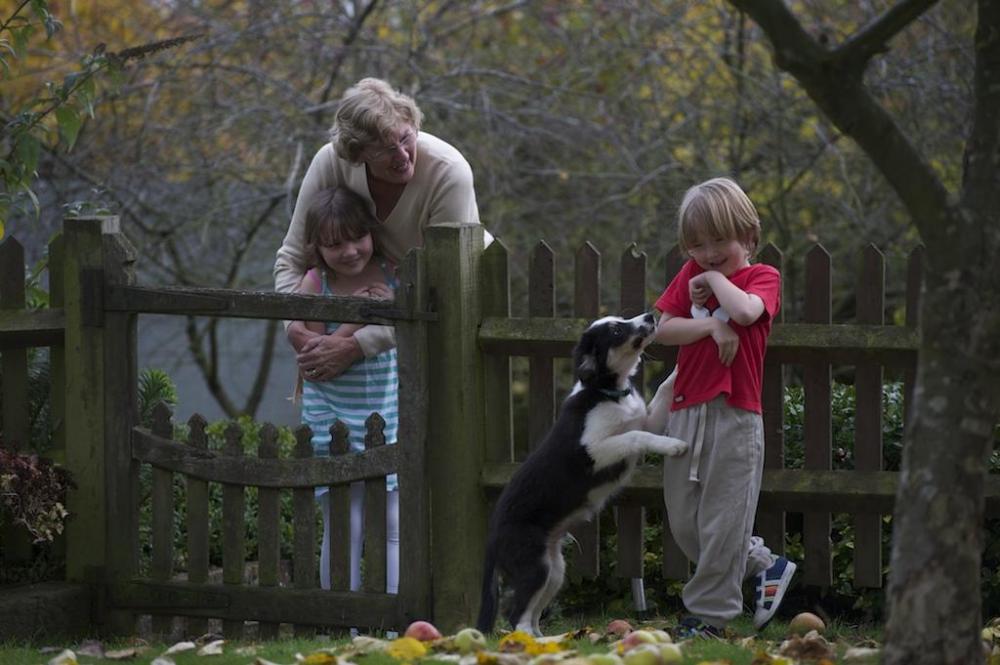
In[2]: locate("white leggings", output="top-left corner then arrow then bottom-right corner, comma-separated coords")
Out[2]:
318,482 -> 400,593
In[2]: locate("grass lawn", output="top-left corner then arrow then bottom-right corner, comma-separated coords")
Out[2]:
0,614 -> 883,665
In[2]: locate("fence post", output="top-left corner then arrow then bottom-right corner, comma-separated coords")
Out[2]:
102,229 -> 140,634
62,216 -> 112,585
0,237 -> 34,565
424,223 -> 487,631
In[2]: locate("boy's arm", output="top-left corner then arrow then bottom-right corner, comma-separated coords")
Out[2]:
655,312 -> 739,366
697,271 -> 765,326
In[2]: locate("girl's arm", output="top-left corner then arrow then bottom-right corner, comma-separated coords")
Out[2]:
655,312 -> 739,366
330,279 -> 395,339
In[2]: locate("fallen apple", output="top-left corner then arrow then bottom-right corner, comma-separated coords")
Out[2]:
620,630 -> 658,652
658,643 -> 682,663
621,643 -> 663,665
788,612 -> 825,635
606,619 -> 634,637
586,653 -> 624,665
453,627 -> 488,653
404,620 -> 443,641
647,630 -> 672,644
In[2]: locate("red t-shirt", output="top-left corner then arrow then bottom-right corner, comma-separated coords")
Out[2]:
653,260 -> 780,413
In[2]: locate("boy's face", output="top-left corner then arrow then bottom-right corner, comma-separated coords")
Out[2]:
687,232 -> 750,277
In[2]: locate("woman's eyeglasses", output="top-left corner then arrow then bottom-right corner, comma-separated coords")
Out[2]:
367,130 -> 417,161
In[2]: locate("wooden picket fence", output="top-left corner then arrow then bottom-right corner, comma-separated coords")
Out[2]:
5,217 -> 1000,637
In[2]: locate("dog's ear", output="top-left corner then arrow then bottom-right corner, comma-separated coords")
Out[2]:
573,332 -> 598,383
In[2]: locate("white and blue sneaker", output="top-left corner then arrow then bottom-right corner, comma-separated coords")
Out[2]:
753,556 -> 796,629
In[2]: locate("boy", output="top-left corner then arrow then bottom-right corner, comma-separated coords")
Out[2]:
653,177 -> 795,638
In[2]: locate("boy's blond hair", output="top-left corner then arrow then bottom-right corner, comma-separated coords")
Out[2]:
677,177 -> 761,256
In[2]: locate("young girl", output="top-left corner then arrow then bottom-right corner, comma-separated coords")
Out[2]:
295,185 -> 399,595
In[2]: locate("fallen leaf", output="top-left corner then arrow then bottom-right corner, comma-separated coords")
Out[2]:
46,649 -> 77,665
105,647 -> 143,660
163,641 -> 197,655
386,636 -> 429,660
843,647 -> 880,660
197,640 -> 225,656
76,640 -> 104,658
778,630 -> 835,661
297,652 -> 338,665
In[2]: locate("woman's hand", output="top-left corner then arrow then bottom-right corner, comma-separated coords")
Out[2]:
353,282 -> 393,300
710,317 -> 739,366
298,334 -> 364,381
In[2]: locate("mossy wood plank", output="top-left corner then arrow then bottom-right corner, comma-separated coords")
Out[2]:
292,426 -> 316,637
0,237 -> 33,566
131,428 -> 400,486
481,464 -> 1000,516
568,242 -> 600,579
363,415 -> 387,594
479,318 -> 919,360
481,240 -> 513,465
617,246 -> 645,583
854,245 -> 885,588
150,402 -> 175,637
102,231 -> 140,634
659,246 -> 687,580
185,414 -> 210,638
110,581 -> 402,629
257,423 -> 281,639
48,235 -> 66,461
803,245 -> 833,586
757,244 -> 786,560
328,422 -> 352,593
425,224 -> 488,631
62,217 -> 108,582
527,241 -> 555,453
222,422 -> 246,638
394,248 -> 432,623
104,284 -> 434,324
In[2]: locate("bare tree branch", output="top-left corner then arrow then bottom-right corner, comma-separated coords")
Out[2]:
315,0 -> 381,117
961,0 -> 1000,214
729,0 -> 952,251
833,0 -> 939,70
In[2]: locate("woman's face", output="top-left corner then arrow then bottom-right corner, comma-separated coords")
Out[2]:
363,124 -> 417,184
319,232 -> 374,277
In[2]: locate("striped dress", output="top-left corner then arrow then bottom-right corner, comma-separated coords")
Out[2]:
301,265 -> 399,491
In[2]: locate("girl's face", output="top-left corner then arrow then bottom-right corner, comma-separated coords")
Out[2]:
687,233 -> 750,277
363,124 -> 417,185
318,232 -> 374,277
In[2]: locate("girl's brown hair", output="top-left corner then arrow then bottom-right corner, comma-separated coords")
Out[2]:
302,187 -> 381,270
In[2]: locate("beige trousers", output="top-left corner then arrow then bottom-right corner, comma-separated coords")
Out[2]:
663,396 -> 775,627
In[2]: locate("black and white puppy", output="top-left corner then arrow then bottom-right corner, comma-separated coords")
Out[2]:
476,313 -> 687,636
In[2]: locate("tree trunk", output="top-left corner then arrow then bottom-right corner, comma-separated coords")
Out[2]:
884,260 -> 1000,664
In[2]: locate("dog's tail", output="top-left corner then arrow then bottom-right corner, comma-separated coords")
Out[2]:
476,539 -> 500,633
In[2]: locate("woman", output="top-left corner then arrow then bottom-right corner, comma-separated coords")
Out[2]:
275,77 -> 488,379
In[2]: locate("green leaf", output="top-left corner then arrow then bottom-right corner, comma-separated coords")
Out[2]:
14,134 -> 40,176
0,218 -> 5,240
55,105 -> 81,149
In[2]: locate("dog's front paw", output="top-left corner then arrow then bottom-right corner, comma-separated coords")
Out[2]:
649,436 -> 689,457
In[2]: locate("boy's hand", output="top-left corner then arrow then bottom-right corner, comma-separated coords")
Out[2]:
689,273 -> 712,307
710,317 -> 739,366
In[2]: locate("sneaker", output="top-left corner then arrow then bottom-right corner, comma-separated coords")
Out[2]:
753,556 -> 797,629
674,615 -> 723,640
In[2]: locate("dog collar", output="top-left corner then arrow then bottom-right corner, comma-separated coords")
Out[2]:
599,387 -> 632,399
